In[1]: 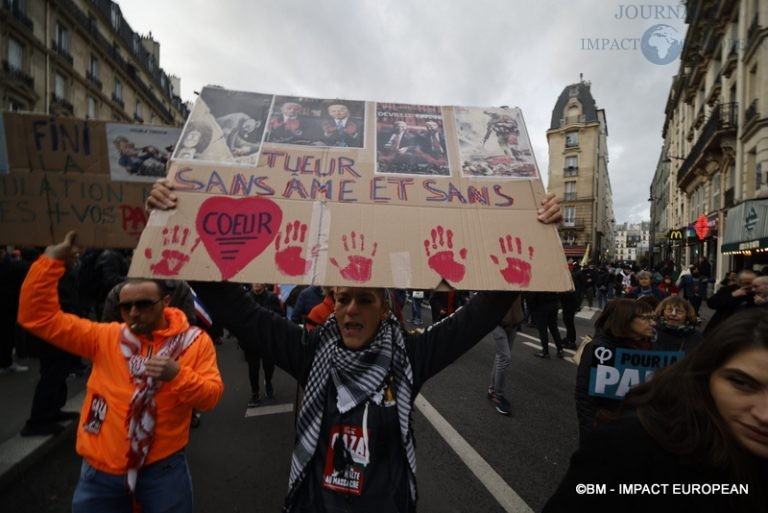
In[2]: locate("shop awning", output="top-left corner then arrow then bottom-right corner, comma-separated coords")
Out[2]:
721,199 -> 768,254
563,247 -> 587,257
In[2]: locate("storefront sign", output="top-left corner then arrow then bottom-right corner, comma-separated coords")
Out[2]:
694,214 -> 709,240
721,199 -> 768,254
667,229 -> 684,241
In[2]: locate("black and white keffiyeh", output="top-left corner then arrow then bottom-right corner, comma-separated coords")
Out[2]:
287,312 -> 417,503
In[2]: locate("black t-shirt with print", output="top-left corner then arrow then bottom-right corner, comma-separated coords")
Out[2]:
291,380 -> 410,513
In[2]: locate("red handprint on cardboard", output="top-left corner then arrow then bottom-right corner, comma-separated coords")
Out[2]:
330,231 -> 377,283
489,234 -> 534,287
274,220 -> 318,277
424,225 -> 467,282
144,225 -> 201,276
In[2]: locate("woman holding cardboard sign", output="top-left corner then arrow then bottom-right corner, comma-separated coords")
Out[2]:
146,178 -> 561,513
545,309 -> 768,513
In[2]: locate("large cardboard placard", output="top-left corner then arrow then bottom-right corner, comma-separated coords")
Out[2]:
0,113 -> 176,247
130,87 -> 573,291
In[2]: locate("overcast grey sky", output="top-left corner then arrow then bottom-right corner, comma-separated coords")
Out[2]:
119,0 -> 687,224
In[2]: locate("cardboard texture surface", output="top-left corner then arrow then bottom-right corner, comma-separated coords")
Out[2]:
129,87 -> 573,291
0,113 -> 169,247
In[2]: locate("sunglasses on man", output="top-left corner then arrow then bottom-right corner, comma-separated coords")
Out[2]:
118,299 -> 162,312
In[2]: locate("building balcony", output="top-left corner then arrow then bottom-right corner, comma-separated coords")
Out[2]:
51,40 -> 74,66
86,71 -> 102,91
50,93 -> 74,114
559,115 -> 586,127
677,102 -> 738,188
1,59 -> 34,89
563,192 -> 592,202
560,218 -> 587,230
563,166 -> 579,177
1,0 -> 33,31
111,93 -> 125,109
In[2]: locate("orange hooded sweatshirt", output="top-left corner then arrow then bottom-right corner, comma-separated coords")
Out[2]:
18,256 -> 224,475
305,295 -> 334,330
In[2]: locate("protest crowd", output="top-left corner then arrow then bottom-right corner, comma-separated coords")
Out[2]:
1,183 -> 766,512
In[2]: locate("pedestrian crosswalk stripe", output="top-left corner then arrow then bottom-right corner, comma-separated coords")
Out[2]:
244,403 -> 294,418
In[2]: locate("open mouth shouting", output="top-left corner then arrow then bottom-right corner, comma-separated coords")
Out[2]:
334,287 -> 389,350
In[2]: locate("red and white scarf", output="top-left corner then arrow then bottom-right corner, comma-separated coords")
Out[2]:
119,325 -> 201,491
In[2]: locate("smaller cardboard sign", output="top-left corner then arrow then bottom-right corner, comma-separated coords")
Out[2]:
106,123 -> 180,182
0,112 -> 173,248
588,347 -> 684,399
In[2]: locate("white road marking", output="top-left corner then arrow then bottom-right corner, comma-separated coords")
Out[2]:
414,394 -> 534,513
244,403 -> 294,418
516,332 -> 578,365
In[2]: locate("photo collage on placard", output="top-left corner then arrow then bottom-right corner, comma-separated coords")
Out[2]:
374,103 -> 450,176
455,106 -> 538,179
173,87 -> 538,180
174,87 -> 273,164
265,96 -> 366,149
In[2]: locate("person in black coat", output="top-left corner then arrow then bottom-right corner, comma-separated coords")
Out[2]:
575,299 -> 655,443
559,290 -> 579,349
245,283 -> 284,406
653,296 -> 702,353
526,291 -> 565,358
545,309 -> 768,513
704,270 -> 757,334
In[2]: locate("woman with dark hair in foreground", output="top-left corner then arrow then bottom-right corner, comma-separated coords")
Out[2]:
545,309 -> 768,513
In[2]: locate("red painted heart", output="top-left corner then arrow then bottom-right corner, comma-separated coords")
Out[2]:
196,196 -> 283,280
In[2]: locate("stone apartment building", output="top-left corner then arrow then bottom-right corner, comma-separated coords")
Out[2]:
1,0 -> 187,124
614,221 -> 651,265
651,0 -> 768,279
547,79 -> 615,264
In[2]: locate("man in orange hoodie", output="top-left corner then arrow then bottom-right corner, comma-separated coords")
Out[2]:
18,231 -> 223,513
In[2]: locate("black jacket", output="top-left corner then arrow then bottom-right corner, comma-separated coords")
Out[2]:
544,414 -> 767,513
654,322 -> 702,353
704,285 -> 754,334
192,282 -> 516,513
